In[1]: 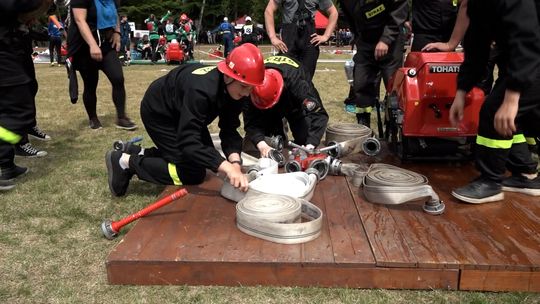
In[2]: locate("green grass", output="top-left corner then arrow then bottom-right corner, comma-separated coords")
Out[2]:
0,46 -> 539,303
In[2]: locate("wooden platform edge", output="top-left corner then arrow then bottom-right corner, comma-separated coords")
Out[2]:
106,261 -> 458,289
459,269 -> 540,292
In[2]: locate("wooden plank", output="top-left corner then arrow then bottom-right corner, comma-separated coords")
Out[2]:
107,261 -> 458,289
320,175 -> 375,266
348,178 -> 418,268
460,269 -> 540,291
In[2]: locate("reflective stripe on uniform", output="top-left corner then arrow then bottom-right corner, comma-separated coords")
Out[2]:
356,106 -> 373,114
0,126 -> 22,144
168,163 -> 183,186
476,134 -> 525,149
452,0 -> 458,6
525,137 -> 537,145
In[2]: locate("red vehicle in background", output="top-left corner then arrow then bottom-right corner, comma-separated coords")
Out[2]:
384,52 -> 485,160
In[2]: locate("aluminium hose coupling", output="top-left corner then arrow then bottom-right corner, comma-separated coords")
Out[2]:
344,60 -> 354,85
268,148 -> 285,167
264,135 -> 284,152
361,137 -> 381,156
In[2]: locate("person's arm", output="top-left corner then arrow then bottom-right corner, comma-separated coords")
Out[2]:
265,0 -> 288,53
243,101 -> 273,157
375,0 -> 408,60
422,0 -> 469,52
110,15 -> 121,51
72,7 -> 103,61
310,4 -> 338,46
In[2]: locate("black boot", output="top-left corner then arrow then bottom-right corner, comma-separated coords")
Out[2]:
356,113 -> 371,127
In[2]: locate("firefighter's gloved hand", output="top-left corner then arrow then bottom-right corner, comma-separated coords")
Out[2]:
256,141 -> 272,158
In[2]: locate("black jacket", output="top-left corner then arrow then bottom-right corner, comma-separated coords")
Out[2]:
244,55 -> 329,147
457,0 -> 540,92
339,0 -> 408,44
141,64 -> 244,171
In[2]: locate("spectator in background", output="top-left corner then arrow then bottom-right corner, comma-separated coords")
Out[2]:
136,34 -> 151,60
264,0 -> 338,81
68,0 -> 137,130
47,4 -> 64,66
219,17 -> 236,57
119,14 -> 131,62
241,16 -> 262,46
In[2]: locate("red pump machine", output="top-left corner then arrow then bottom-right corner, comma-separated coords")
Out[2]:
385,52 -> 485,160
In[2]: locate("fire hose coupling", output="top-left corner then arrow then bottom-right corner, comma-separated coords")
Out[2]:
264,135 -> 284,152
362,137 -> 381,156
268,148 -> 285,167
113,136 -> 143,152
285,141 -> 331,180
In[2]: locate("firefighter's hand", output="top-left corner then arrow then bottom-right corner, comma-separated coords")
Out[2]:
310,33 -> 329,46
422,42 -> 452,52
303,144 -> 315,152
494,89 -> 519,138
219,162 -> 248,192
449,90 -> 466,127
270,36 -> 288,53
111,32 -> 121,52
256,141 -> 272,158
374,41 -> 389,60
89,44 -> 103,61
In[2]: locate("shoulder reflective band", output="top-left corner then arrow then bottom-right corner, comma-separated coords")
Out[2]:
192,66 -> 217,75
168,163 -> 183,185
264,56 -> 299,68
236,193 -> 322,244
365,4 -> 385,19
0,126 -> 22,144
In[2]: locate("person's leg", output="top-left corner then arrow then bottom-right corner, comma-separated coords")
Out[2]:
75,54 -> 101,129
351,41 -> 380,127
54,38 -> 62,64
297,23 -> 319,82
100,50 -> 136,130
150,39 -> 159,62
48,37 -> 56,65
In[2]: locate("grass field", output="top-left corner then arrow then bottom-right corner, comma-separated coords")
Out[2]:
1,45 -> 539,303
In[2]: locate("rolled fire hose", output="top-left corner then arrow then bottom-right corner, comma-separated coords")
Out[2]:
325,123 -> 380,157
362,163 -> 445,215
236,193 -> 323,244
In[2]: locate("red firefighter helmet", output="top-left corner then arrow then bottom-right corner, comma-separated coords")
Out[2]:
217,43 -> 264,86
250,68 -> 284,109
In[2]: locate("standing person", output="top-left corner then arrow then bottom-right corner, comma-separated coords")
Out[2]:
219,17 -> 235,58
264,0 -> 338,81
119,14 -> 131,62
0,0 -> 52,190
244,54 -> 329,155
47,4 -> 64,66
409,0 -> 459,52
67,0 -> 137,130
241,16 -> 257,45
105,43 -> 265,196
144,14 -> 159,63
449,0 -> 540,203
339,0 -> 408,127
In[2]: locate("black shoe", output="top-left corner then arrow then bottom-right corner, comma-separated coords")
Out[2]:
116,117 -> 137,131
15,143 -> 47,157
89,117 -> 103,130
502,174 -> 540,196
105,150 -> 132,196
0,178 -> 15,191
0,165 -> 29,189
28,125 -> 51,141
356,113 -> 371,127
452,177 -> 503,204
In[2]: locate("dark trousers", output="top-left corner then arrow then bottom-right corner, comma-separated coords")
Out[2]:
49,36 -> 62,63
223,33 -> 234,58
72,48 -> 126,120
280,22 -> 319,81
129,94 -> 207,186
352,36 -> 405,110
475,73 -> 540,182
0,84 -> 35,168
150,38 -> 159,62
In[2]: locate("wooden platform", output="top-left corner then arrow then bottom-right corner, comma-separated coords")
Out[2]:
106,153 -> 540,291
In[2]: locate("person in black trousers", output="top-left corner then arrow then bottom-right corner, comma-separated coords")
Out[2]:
244,54 -> 329,156
450,0 -> 540,203
105,44 -> 265,197
68,0 -> 136,130
264,0 -> 338,81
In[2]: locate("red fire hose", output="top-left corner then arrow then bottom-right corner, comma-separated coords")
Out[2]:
101,188 -> 188,239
